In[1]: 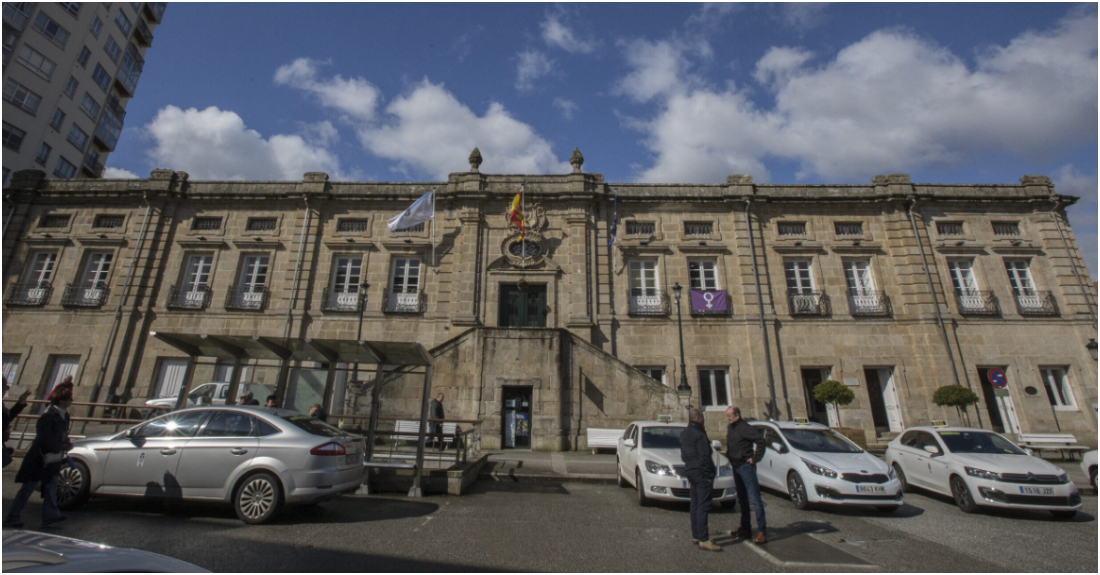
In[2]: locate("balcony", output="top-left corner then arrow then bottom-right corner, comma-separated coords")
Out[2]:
94,106 -> 124,151
1014,290 -> 1059,317
322,287 -> 364,312
689,290 -> 730,316
847,289 -> 891,317
62,283 -> 109,307
3,3 -> 32,31
4,281 -> 52,306
955,289 -> 1000,316
81,154 -> 104,178
383,288 -> 425,313
628,291 -> 670,316
225,285 -> 269,311
788,290 -> 830,316
115,47 -> 144,96
144,2 -> 167,23
133,19 -> 153,46
166,284 -> 211,310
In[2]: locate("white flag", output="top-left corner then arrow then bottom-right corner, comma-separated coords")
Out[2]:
387,191 -> 434,231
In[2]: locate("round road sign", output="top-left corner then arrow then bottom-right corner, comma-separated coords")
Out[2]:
988,368 -> 1007,389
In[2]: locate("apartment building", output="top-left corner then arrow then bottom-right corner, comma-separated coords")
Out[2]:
3,2 -> 165,185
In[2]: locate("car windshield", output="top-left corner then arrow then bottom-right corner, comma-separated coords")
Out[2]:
781,428 -> 861,453
937,431 -> 1025,455
280,415 -> 344,437
188,384 -> 216,401
641,426 -> 684,449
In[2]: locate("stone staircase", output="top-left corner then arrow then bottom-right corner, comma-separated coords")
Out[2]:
865,431 -> 900,454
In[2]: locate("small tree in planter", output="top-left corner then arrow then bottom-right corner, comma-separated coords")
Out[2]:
933,385 -> 980,426
813,380 -> 855,427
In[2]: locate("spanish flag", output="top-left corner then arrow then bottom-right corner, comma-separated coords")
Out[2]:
509,187 -> 525,239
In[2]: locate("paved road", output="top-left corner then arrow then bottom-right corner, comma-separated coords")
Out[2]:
3,472 -> 1096,572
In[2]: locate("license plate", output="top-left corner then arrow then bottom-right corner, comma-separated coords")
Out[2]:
1019,486 -> 1054,495
855,485 -> 885,493
345,453 -> 361,465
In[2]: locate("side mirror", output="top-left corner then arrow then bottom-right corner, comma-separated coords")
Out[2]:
711,440 -> 723,451
125,428 -> 136,440
770,442 -> 785,454
923,445 -> 941,456
624,438 -> 635,448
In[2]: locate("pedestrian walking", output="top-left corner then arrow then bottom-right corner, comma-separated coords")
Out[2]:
429,393 -> 445,451
4,384 -> 74,528
680,408 -> 721,552
3,376 -> 32,468
239,391 -> 259,406
726,405 -> 767,544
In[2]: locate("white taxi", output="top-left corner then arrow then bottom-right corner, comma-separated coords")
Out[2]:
885,426 -> 1082,518
615,421 -> 736,506
750,420 -> 903,511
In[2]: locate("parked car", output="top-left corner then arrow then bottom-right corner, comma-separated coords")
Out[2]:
1082,450 -> 1097,492
144,382 -> 273,411
615,421 -> 737,506
885,426 -> 1082,518
56,407 -> 365,524
3,529 -> 208,572
750,420 -> 903,511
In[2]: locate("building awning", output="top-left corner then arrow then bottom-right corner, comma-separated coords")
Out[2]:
149,332 -> 433,366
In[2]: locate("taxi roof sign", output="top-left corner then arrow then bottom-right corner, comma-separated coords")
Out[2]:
932,420 -> 948,427
793,417 -> 810,425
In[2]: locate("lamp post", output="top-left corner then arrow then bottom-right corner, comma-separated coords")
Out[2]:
672,283 -> 690,392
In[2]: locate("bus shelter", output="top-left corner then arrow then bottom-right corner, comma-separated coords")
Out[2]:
149,331 -> 435,496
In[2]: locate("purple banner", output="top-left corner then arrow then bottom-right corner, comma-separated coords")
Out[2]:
690,290 -> 727,312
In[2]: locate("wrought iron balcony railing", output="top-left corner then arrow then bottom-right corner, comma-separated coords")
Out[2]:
4,281 -> 52,306
225,285 -> 269,311
166,284 -> 211,310
689,290 -> 730,316
61,282 -> 110,307
788,290 -> 830,316
383,288 -> 426,313
847,289 -> 891,317
1014,290 -> 1059,316
955,289 -> 1000,316
322,287 -> 364,312
628,291 -> 670,316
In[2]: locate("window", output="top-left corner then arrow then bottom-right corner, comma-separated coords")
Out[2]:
625,221 -> 655,236
329,257 -> 363,304
628,260 -> 658,297
26,252 -> 59,285
33,12 -> 70,48
834,222 -> 863,237
245,217 -> 276,231
136,411 -> 209,439
4,78 -> 42,114
16,44 -> 56,80
3,3 -> 35,30
336,218 -> 369,232
683,221 -> 713,237
67,124 -> 88,151
114,10 -> 131,36
199,411 -> 256,437
39,214 -> 70,229
948,260 -> 978,294
698,368 -> 730,409
992,221 -> 1020,236
50,108 -> 65,130
1040,368 -> 1076,410
2,122 -> 26,151
91,63 -> 111,91
129,2 -> 141,14
80,251 -> 113,289
103,35 -> 121,62
784,260 -> 813,294
182,255 -> 213,293
236,255 -> 270,297
936,221 -> 964,236
778,221 -> 806,236
688,260 -> 718,290
77,45 -> 90,67
192,217 -> 222,231
34,142 -> 52,166
2,354 -> 20,384
63,76 -> 78,98
53,156 -> 77,179
80,92 -> 100,119
390,258 -> 421,294
1004,260 -> 1035,296
58,2 -> 83,17
93,214 -> 124,228
844,260 -> 875,295
636,367 -> 665,386
90,16 -> 102,37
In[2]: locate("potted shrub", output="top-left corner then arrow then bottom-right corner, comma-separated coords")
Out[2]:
933,385 -> 980,426
812,380 -> 865,448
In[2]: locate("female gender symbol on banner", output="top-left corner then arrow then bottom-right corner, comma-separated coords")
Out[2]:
988,368 -> 1007,389
703,292 -> 715,309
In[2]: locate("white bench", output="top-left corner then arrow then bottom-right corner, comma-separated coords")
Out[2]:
394,419 -> 456,447
1017,433 -> 1089,460
587,428 -> 623,455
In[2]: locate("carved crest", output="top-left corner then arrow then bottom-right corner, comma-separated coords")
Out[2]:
502,201 -> 548,267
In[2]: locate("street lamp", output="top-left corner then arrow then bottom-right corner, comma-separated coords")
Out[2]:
672,282 -> 691,392
1088,338 -> 1098,361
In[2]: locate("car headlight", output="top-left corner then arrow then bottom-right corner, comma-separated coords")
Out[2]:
800,458 -> 837,479
1057,472 -> 1069,483
964,467 -> 1002,481
719,464 -> 733,477
645,460 -> 674,476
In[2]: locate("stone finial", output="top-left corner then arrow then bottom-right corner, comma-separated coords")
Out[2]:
1020,175 -> 1052,186
468,147 -> 483,173
570,148 -> 584,173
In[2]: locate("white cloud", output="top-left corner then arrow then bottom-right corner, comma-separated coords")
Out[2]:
540,13 -> 596,53
777,3 -> 830,32
103,167 -> 139,179
142,105 -> 348,180
516,50 -> 554,92
553,97 -> 578,120
625,12 -> 1098,184
1053,164 -> 1098,279
274,58 -> 381,122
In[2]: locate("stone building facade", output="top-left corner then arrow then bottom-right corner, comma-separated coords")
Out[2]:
2,154 -> 1097,450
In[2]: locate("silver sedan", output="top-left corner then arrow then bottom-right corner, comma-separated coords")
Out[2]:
56,407 -> 365,524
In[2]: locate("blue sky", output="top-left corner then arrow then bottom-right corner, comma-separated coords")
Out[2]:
104,3 -> 1097,276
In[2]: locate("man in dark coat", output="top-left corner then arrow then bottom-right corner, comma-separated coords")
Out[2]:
3,376 -> 31,468
680,408 -> 721,552
726,405 -> 767,544
429,393 -> 445,451
4,384 -> 73,528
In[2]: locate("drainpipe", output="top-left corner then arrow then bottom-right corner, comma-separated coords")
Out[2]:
907,198 -> 962,389
745,199 -> 777,417
89,192 -> 152,413
1050,199 -> 1097,326
276,197 -> 311,403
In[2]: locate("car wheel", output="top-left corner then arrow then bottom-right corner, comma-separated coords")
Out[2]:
787,471 -> 809,510
616,457 -> 627,488
950,475 -> 979,514
892,463 -> 911,493
1050,510 -> 1077,520
234,471 -> 282,524
56,460 -> 90,510
875,505 -> 899,513
636,469 -> 651,507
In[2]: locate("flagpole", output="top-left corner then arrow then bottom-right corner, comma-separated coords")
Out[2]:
521,184 -> 526,270
431,188 -> 436,270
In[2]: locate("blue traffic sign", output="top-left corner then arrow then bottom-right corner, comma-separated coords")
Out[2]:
988,368 -> 1007,389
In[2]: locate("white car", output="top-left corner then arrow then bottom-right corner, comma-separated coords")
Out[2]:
615,421 -> 736,506
145,382 -> 273,410
1081,450 -> 1097,492
750,420 -> 903,511
885,426 -> 1082,518
3,529 -> 208,572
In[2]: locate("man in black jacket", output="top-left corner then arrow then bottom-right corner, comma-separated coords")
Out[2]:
679,408 -> 721,552
726,405 -> 767,544
429,393 -> 445,451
